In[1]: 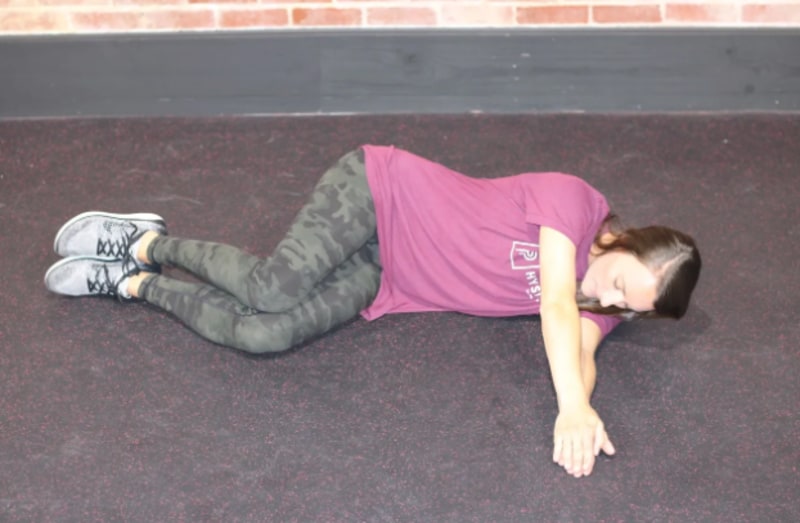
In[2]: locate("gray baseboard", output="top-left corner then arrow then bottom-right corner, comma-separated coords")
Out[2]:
1,28 -> 799,118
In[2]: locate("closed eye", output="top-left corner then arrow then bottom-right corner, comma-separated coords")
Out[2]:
614,277 -> 629,309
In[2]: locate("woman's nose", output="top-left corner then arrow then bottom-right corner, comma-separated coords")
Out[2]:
600,290 -> 624,308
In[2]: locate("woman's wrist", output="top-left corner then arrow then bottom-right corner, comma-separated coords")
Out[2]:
556,390 -> 590,412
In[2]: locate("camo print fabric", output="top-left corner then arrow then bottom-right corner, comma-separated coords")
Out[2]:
138,149 -> 382,353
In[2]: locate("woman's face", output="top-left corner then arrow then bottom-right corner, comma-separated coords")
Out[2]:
581,251 -> 659,312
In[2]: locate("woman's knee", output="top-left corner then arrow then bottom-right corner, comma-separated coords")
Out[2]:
247,293 -> 302,315
244,262 -> 307,313
232,316 -> 296,354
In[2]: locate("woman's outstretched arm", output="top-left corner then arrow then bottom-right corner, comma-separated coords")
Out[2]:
580,318 -> 604,401
538,227 -> 615,478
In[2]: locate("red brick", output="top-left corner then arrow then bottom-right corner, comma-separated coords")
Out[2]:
70,11 -> 139,31
71,9 -> 215,31
219,8 -> 289,28
292,8 -> 361,27
367,7 -> 436,26
263,0 -> 331,3
0,11 -> 70,32
190,0 -> 257,4
88,0 -> 180,4
743,3 -> 800,23
517,6 -> 589,25
441,4 -> 515,26
593,5 -> 663,24
37,0 -> 111,6
143,9 -> 215,30
666,3 -> 738,23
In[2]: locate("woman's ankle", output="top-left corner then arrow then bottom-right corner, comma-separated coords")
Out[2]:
136,230 -> 159,265
127,271 -> 153,299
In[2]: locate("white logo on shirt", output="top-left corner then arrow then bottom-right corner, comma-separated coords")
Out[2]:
510,241 -> 539,270
510,241 -> 541,303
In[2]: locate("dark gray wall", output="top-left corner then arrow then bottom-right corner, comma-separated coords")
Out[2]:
1,28 -> 799,118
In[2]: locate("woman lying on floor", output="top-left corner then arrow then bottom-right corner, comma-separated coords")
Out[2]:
45,145 -> 701,478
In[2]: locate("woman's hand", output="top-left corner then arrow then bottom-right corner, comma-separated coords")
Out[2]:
553,404 -> 616,477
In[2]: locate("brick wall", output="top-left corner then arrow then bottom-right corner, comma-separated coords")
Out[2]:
1,0 -> 799,34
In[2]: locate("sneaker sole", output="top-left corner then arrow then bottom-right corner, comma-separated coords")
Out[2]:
53,211 -> 166,255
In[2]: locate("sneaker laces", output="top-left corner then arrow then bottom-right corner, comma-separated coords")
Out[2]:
86,252 -> 140,300
96,221 -> 141,259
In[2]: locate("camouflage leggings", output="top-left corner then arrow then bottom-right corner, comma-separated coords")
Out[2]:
138,149 -> 382,354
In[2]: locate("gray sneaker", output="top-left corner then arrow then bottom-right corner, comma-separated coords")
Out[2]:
44,255 -> 140,300
53,211 -> 167,266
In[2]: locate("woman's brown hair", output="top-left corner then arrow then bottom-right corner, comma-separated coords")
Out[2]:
577,215 -> 702,321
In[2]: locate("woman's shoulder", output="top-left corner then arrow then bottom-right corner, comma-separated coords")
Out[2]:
508,171 -> 605,200
513,171 -> 596,186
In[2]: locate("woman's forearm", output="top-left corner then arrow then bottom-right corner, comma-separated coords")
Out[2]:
540,303 -> 588,411
578,317 -> 603,403
581,353 -> 597,402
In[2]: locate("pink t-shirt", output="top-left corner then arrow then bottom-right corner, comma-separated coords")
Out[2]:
360,145 -> 621,338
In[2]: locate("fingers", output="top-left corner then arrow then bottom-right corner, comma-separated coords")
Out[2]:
553,437 -> 576,474
565,437 -> 593,477
553,437 -> 563,464
594,422 -> 616,456
553,433 -> 612,477
553,412 -> 614,477
554,434 -> 596,477
594,422 -> 605,456
580,428 -> 595,476
602,436 -> 616,456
